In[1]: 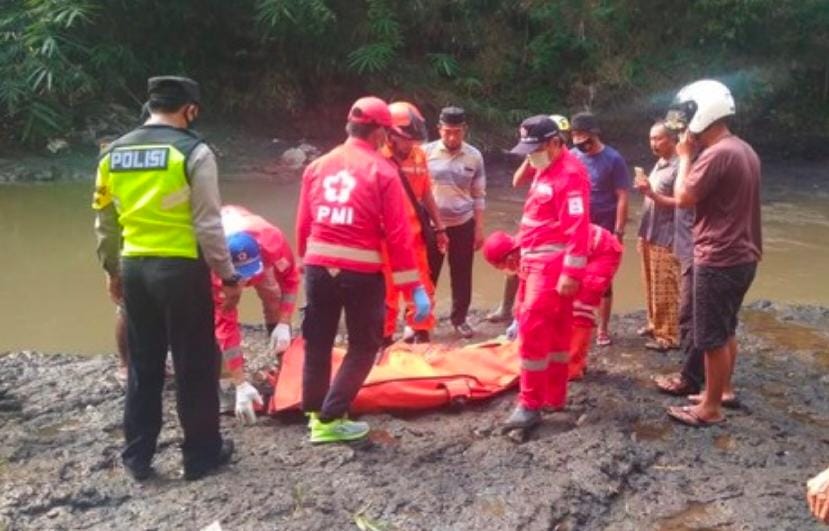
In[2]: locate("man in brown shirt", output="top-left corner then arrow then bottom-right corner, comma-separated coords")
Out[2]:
664,79 -> 762,427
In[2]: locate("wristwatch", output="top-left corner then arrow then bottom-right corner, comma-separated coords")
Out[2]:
222,273 -> 242,287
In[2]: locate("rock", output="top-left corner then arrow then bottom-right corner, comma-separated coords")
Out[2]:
46,139 -> 70,154
297,143 -> 321,161
280,148 -> 307,168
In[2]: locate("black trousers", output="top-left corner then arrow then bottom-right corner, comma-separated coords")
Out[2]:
121,256 -> 221,470
302,265 -> 385,421
430,218 -> 475,326
678,261 -> 705,388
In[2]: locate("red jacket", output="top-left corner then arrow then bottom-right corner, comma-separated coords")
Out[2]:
588,223 -> 623,263
518,147 -> 591,280
213,205 -> 299,324
296,137 -> 419,288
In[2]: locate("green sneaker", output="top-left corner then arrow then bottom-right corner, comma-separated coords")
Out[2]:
306,411 -> 319,428
309,417 -> 370,444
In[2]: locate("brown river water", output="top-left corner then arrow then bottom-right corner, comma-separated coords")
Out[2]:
1,177 -> 827,354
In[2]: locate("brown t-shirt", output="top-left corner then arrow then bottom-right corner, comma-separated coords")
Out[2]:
684,135 -> 762,267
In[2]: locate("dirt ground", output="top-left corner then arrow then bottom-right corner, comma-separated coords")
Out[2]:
1,302 -> 828,530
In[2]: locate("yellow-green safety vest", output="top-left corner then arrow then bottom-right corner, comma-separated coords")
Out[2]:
92,125 -> 203,258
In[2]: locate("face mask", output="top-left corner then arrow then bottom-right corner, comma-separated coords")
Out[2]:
185,105 -> 200,129
527,149 -> 551,169
575,139 -> 594,153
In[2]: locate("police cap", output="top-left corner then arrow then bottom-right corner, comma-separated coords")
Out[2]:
147,76 -> 201,106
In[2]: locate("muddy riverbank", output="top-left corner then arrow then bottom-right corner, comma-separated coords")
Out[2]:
1,303 -> 828,530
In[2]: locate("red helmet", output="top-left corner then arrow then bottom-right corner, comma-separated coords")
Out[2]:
388,101 -> 427,141
482,231 -> 519,266
348,96 -> 393,127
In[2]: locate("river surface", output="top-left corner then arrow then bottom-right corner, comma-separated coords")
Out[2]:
1,175 -> 827,354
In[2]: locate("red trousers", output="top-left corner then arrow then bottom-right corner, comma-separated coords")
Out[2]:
516,256 -> 572,410
568,252 -> 619,379
214,304 -> 244,381
383,236 -> 435,337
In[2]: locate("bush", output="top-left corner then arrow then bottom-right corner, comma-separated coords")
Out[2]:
0,0 -> 826,150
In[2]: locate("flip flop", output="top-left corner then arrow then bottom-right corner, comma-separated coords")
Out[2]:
654,374 -> 699,396
687,394 -> 741,409
667,405 -> 726,428
637,327 -> 654,338
596,334 -> 612,347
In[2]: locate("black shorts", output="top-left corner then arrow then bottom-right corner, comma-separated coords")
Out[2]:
693,262 -> 757,351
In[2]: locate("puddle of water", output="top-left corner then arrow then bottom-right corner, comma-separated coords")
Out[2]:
758,386 -> 829,429
742,310 -> 829,354
478,498 -> 506,518
713,434 -> 736,451
656,501 -> 726,531
632,420 -> 673,442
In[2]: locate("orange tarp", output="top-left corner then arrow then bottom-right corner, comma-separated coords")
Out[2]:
269,339 -> 520,414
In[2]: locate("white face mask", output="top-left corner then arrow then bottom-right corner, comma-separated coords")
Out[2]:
527,149 -> 551,169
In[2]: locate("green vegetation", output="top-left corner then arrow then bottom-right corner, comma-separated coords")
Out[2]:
1,0 -> 827,152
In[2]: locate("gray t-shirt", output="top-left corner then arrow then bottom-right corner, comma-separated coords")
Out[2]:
637,156 -> 677,247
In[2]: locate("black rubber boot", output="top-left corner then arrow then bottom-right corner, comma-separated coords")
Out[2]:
502,404 -> 542,430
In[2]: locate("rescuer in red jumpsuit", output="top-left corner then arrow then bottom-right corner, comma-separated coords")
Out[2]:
212,205 -> 299,424
296,96 -> 430,444
483,223 -> 623,384
503,114 -> 591,430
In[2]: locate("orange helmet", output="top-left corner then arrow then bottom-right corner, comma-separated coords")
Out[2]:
348,96 -> 393,127
482,231 -> 519,266
388,101 -> 427,141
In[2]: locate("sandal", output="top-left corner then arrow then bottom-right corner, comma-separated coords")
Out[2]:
688,393 -> 741,409
654,373 -> 699,396
667,405 -> 726,427
596,333 -> 612,347
637,326 -> 654,338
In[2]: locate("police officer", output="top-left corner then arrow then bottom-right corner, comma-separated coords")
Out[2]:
93,76 -> 242,481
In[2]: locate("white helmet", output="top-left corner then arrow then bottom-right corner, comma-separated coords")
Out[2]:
667,79 -> 735,134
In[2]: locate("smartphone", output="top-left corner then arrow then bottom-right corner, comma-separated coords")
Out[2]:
634,166 -> 647,185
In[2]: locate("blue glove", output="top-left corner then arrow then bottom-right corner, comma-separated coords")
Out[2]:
412,285 -> 431,323
506,319 -> 518,341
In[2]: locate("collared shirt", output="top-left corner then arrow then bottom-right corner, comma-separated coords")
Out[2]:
637,156 -> 678,248
423,140 -> 486,227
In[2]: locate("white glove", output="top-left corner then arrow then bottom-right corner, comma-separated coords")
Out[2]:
269,323 -> 291,355
235,381 -> 263,425
506,319 -> 518,341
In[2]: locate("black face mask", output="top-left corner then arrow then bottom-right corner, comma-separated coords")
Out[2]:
575,139 -> 594,153
185,105 -> 200,130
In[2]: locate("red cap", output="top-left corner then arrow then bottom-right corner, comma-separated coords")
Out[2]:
348,96 -> 393,127
482,231 -> 519,266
